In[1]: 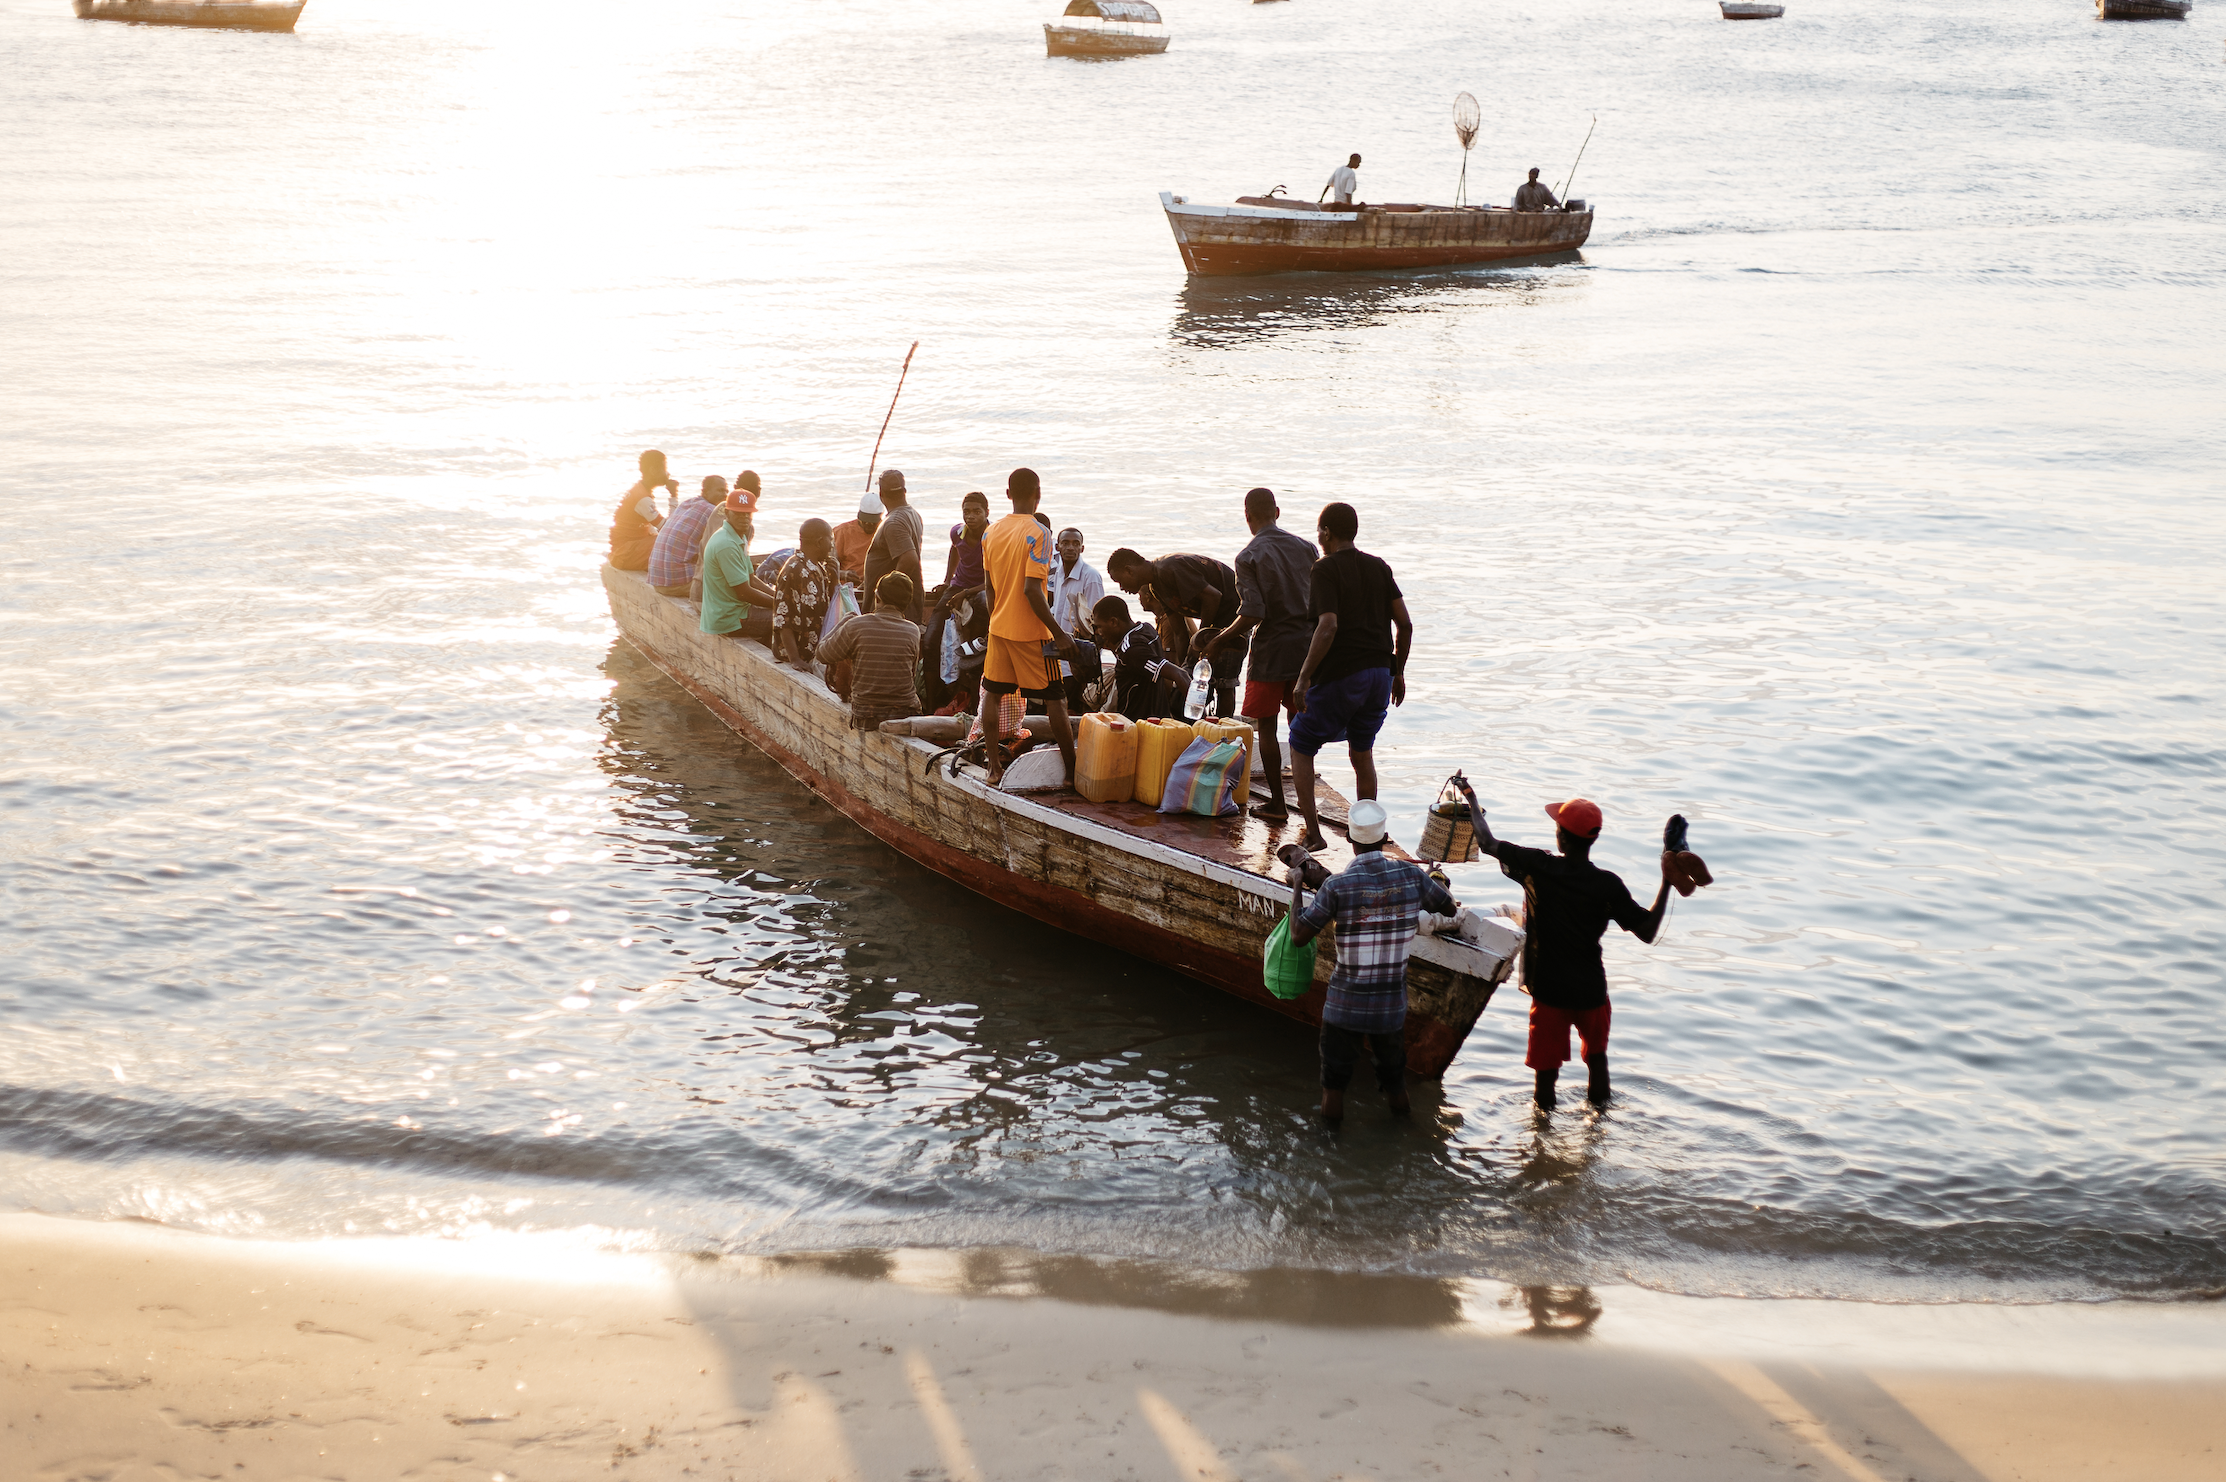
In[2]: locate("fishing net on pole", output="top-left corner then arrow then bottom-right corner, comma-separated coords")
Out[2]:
1453,91 -> 1481,207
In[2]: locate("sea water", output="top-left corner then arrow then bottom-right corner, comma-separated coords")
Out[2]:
1,0 -> 2221,1303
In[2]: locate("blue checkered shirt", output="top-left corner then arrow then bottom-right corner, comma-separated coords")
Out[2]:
647,495 -> 721,588
1294,851 -> 1456,1032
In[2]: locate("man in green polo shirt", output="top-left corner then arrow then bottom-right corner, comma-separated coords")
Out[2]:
700,490 -> 777,640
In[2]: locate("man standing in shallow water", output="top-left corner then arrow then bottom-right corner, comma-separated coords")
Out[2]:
1474,798 -> 1673,1110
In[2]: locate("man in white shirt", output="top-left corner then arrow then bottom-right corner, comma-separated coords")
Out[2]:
1323,153 -> 1361,206
1049,526 -> 1105,711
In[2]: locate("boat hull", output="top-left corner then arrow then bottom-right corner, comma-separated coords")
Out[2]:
1161,193 -> 1592,277
1720,3 -> 1786,18
73,0 -> 304,29
2096,0 -> 2189,15
1044,23 -> 1170,55
602,566 -> 1507,1078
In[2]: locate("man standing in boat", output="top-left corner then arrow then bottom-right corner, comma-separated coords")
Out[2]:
1198,487 -> 1315,822
1513,168 -> 1561,212
1322,153 -> 1361,206
863,469 -> 926,623
979,468 -> 1081,787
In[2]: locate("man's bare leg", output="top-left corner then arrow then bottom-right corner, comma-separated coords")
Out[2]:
1585,1053 -> 1610,1106
1248,716 -> 1288,818
1534,1065 -> 1559,1110
1294,749 -> 1326,851
982,685 -> 1007,787
1351,745 -> 1379,801
1046,696 -> 1077,786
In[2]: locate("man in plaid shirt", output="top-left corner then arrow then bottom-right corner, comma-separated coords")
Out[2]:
1289,799 -> 1457,1126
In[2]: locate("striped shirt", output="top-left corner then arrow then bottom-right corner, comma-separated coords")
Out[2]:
820,610 -> 921,728
647,494 -> 721,589
1294,851 -> 1456,1032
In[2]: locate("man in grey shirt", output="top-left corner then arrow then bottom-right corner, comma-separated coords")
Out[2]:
863,468 -> 925,622
1513,168 -> 1560,212
1199,486 -> 1317,820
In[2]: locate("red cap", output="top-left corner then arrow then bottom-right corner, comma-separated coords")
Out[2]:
1544,798 -> 1603,837
723,485 -> 757,514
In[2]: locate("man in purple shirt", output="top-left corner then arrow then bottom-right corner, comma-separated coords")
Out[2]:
647,475 -> 726,597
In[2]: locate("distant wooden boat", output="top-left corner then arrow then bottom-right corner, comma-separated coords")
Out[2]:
1719,3 -> 1785,17
72,0 -> 304,28
602,566 -> 1520,1078
1045,0 -> 1170,56
2096,0 -> 2189,16
1160,191 -> 1593,276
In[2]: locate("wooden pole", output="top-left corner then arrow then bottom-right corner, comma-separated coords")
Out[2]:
864,341 -> 920,498
1557,116 -> 1597,204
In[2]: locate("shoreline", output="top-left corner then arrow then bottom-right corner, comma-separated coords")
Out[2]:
7,1212 -> 2221,1480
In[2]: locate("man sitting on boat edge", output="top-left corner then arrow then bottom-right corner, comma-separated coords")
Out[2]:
819,572 -> 924,733
1323,152 -> 1361,206
699,488 -> 780,642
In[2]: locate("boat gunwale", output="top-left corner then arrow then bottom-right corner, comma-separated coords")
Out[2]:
604,570 -> 1504,983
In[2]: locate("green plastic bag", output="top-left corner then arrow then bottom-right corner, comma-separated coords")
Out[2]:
1262,912 -> 1318,1000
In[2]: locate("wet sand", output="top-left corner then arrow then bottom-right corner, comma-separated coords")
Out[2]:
5,1213 -> 2220,1481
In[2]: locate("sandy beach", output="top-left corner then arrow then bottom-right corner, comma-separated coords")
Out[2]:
5,1212 -> 2220,1481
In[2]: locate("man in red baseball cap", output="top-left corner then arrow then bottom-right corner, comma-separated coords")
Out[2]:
1472,796 -> 1674,1110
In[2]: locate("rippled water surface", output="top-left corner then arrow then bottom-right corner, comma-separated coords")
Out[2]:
2,0 -> 2222,1302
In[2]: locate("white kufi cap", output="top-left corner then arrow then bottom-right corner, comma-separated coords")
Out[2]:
1348,799 -> 1388,844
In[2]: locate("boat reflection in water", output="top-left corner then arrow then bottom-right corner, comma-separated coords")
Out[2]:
1168,258 -> 1585,350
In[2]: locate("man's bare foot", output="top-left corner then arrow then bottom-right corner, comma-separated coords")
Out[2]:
1319,1088 -> 1344,1128
1251,801 -> 1289,821
1388,1089 -> 1412,1118
1300,829 -> 1328,852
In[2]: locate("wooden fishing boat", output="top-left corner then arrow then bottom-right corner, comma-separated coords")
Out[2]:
1160,191 -> 1592,277
1719,3 -> 1785,17
72,0 -> 305,29
602,566 -> 1520,1077
1045,0 -> 1170,56
2095,0 -> 2189,16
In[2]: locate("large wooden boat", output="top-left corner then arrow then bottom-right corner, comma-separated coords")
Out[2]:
1045,0 -> 1169,56
602,566 -> 1519,1077
2095,0 -> 2189,16
1160,191 -> 1592,277
72,0 -> 304,29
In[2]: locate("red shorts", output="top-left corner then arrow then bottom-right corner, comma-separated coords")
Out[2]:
1526,1000 -> 1611,1069
1241,679 -> 1295,722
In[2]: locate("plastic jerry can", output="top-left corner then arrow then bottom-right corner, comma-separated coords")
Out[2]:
1132,717 -> 1195,809
1075,713 -> 1140,803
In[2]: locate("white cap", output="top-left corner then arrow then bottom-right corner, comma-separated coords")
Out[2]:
858,486 -> 881,515
1349,799 -> 1388,844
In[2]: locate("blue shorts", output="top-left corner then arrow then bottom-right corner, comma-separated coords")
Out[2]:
1287,667 -> 1392,757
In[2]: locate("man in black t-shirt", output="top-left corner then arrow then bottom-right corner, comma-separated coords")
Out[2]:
1105,548 -> 1246,717
1474,797 -> 1673,1110
1288,501 -> 1412,851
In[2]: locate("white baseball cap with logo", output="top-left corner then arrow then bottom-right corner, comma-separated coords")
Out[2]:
1348,798 -> 1389,844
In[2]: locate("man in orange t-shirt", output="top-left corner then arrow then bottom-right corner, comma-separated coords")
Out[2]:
980,467 -> 1080,787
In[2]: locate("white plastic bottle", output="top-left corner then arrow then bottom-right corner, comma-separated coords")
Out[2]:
1183,659 -> 1213,719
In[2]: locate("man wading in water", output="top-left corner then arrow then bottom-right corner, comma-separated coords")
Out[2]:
1474,798 -> 1672,1110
